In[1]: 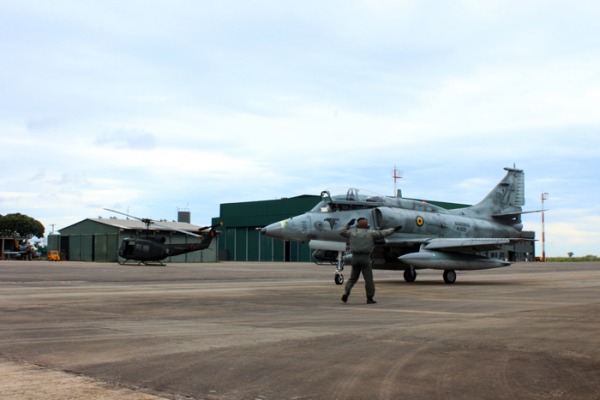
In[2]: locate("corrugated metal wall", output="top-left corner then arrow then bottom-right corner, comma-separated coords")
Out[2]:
214,195 -> 321,262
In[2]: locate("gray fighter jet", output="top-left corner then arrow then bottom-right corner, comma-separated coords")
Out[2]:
261,167 -> 531,284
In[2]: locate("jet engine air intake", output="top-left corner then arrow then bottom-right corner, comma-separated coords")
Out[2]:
374,207 -> 404,230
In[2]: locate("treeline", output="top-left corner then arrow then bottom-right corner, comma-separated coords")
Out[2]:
546,255 -> 600,262
0,213 -> 45,238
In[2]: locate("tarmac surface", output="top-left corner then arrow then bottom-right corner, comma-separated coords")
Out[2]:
0,260 -> 599,400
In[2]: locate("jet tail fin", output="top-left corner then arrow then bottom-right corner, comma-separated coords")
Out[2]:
469,167 -> 525,218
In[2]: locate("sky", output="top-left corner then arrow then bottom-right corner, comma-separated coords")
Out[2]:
1,0 -> 599,257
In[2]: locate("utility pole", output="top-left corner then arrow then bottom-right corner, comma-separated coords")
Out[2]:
541,192 -> 549,262
392,165 -> 403,197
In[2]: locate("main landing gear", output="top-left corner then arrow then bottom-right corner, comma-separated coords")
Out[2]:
443,269 -> 457,284
403,267 -> 417,283
403,267 -> 457,284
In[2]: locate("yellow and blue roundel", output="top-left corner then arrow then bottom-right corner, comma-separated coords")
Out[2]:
416,216 -> 424,227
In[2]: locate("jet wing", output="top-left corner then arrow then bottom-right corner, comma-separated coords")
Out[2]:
422,238 -> 513,252
382,237 -> 515,252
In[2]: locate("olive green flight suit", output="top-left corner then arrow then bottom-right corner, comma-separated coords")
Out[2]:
340,225 -> 396,299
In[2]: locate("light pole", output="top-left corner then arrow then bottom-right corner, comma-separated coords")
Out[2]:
541,192 -> 549,262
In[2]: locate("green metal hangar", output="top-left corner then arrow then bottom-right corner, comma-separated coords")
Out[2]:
213,195 -> 321,262
54,216 -> 218,263
214,195 -> 536,263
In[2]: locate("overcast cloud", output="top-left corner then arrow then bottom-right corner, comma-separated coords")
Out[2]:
1,0 -> 599,257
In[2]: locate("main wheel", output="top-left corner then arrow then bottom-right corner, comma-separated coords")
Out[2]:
403,267 -> 417,283
334,273 -> 344,285
443,269 -> 457,284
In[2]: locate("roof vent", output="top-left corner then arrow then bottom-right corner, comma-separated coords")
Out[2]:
178,209 -> 191,223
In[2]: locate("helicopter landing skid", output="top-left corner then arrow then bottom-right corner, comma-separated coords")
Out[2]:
118,259 -> 166,267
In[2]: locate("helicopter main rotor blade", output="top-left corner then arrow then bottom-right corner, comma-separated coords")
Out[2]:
197,221 -> 224,232
104,208 -> 219,238
104,208 -> 154,227
151,220 -> 203,238
104,208 -> 143,221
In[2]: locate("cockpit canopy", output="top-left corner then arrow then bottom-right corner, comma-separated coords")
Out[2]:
310,187 -> 449,215
311,188 -> 389,213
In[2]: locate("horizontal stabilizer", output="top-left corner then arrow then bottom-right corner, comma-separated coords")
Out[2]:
493,209 -> 544,218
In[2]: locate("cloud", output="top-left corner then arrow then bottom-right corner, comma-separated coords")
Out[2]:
95,128 -> 157,150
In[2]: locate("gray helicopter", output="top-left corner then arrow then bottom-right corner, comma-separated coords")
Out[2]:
261,167 -> 533,284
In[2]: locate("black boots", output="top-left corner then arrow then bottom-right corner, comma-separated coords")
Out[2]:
342,294 -> 377,304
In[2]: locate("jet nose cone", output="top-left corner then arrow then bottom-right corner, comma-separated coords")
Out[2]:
261,221 -> 285,239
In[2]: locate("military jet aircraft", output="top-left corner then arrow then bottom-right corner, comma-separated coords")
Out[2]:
261,167 -> 532,284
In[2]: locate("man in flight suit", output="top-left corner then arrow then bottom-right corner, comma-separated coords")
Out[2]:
339,217 -> 400,304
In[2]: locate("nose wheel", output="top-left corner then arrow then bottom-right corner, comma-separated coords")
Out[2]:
334,272 -> 344,285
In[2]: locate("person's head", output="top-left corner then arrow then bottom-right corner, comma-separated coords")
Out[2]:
357,218 -> 369,229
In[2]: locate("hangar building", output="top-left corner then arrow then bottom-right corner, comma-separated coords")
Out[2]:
213,195 -> 321,262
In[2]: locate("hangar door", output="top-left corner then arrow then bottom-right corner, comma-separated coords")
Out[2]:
221,227 -> 311,262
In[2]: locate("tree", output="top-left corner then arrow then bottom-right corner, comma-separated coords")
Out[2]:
0,213 -> 45,239
568,252 -> 574,258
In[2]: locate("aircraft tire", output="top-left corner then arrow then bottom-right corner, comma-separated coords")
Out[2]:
404,268 -> 417,283
334,273 -> 344,285
443,269 -> 457,284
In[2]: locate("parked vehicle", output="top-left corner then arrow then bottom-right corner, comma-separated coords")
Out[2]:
48,250 -> 60,261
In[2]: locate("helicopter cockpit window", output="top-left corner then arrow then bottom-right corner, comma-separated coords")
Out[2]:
135,243 -> 151,253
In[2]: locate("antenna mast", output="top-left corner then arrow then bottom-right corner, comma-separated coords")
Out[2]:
541,192 -> 549,262
392,165 -> 403,197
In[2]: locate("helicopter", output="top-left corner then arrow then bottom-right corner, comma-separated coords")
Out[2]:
104,208 -> 222,265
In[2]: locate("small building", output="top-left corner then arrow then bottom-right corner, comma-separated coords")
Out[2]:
52,217 -> 218,263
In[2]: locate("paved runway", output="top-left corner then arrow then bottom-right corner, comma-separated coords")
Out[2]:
0,260 -> 599,399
